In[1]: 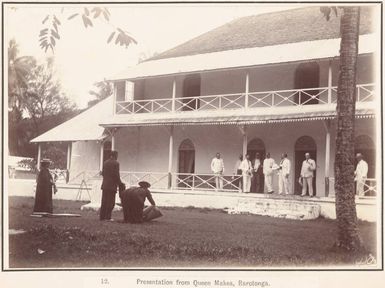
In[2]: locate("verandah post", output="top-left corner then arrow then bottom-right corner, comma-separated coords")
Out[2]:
171,78 -> 176,112
324,120 -> 331,196
245,71 -> 249,108
168,125 -> 174,189
327,59 -> 333,103
99,141 -> 104,171
37,143 -> 41,171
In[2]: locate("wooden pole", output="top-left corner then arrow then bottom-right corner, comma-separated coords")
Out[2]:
242,125 -> 248,157
37,143 -> 41,170
327,59 -> 333,103
66,142 -> 71,170
99,142 -> 104,171
171,78 -> 176,112
324,120 -> 331,196
245,72 -> 249,108
168,126 -> 174,189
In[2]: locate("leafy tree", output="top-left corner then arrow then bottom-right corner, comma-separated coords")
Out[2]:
322,6 -> 363,251
87,79 -> 113,107
39,7 -> 137,52
23,58 -> 76,137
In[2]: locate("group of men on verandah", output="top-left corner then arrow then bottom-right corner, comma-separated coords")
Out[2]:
210,151 -> 369,197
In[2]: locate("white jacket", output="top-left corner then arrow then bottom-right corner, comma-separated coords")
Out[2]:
355,160 -> 368,180
211,158 -> 224,174
300,159 -> 316,178
263,158 -> 275,175
278,158 -> 291,176
240,159 -> 252,175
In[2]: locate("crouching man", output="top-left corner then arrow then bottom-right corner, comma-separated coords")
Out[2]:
119,181 -> 156,223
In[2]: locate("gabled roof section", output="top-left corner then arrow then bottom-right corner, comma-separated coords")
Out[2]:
31,96 -> 113,143
150,6 -> 374,60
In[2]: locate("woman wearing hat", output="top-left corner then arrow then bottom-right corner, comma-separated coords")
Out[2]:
119,181 -> 156,223
33,159 -> 55,213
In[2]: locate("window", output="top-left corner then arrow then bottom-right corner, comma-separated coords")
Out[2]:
115,81 -> 135,102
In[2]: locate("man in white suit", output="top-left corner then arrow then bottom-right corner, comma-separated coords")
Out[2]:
240,154 -> 252,193
355,153 -> 368,196
300,153 -> 316,197
263,152 -> 275,194
211,152 -> 225,190
278,153 -> 291,195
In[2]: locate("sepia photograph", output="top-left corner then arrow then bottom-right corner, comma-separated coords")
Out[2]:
1,0 -> 384,286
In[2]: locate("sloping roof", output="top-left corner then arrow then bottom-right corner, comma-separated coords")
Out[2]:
150,6 -> 374,60
31,96 -> 113,143
111,34 -> 375,81
100,102 -> 375,127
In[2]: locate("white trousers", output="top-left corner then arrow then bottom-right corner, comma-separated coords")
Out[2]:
264,174 -> 273,192
302,176 -> 314,196
214,173 -> 223,190
356,178 -> 366,196
278,174 -> 290,194
243,174 -> 251,192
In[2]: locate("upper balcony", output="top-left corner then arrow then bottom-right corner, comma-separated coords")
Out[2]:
115,83 -> 375,115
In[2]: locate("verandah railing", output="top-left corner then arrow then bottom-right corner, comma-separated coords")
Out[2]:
115,83 -> 375,114
327,177 -> 377,198
70,171 -> 242,192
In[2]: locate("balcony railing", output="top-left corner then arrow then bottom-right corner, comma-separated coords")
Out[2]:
328,177 -> 377,198
115,83 -> 375,114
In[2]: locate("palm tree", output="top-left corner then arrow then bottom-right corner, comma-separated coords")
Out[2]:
333,7 -> 363,250
8,39 -> 34,111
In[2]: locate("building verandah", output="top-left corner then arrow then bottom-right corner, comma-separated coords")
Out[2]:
101,117 -> 376,198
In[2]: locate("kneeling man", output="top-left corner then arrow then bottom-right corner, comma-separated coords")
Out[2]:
119,181 -> 156,223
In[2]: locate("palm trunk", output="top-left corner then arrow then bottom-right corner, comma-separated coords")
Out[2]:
334,7 -> 362,250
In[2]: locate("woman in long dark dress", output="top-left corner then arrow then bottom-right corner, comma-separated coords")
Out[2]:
33,159 -> 54,213
119,181 -> 156,223
250,153 -> 264,193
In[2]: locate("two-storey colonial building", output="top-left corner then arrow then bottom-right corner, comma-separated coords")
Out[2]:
32,6 -> 379,198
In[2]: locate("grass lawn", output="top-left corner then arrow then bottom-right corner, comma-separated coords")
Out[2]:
7,196 -> 377,268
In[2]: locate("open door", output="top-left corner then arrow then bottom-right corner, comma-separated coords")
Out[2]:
182,74 -> 201,111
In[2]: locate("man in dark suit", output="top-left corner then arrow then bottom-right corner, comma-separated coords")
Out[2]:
100,150 -> 122,221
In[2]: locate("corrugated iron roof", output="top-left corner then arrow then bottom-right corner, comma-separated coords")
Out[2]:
30,97 -> 113,143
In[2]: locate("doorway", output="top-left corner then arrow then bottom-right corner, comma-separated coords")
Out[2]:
182,74 -> 201,111
294,136 -> 317,195
294,62 -> 320,105
247,138 -> 266,193
178,139 -> 195,188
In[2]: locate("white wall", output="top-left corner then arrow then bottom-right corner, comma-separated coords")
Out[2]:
69,141 -> 101,180
132,54 -> 373,104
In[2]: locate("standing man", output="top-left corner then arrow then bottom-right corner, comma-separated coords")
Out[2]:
300,152 -> 316,197
263,152 -> 275,194
278,153 -> 291,195
211,152 -> 225,190
355,153 -> 368,197
240,154 -> 252,193
100,150 -> 123,221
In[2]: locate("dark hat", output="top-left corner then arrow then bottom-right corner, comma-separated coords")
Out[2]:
138,181 -> 151,189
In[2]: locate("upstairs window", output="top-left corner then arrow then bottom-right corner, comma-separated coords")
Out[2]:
115,81 -> 135,102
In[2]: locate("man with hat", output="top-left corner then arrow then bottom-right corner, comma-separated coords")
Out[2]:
100,150 -> 123,221
33,159 -> 55,213
119,181 -> 156,223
